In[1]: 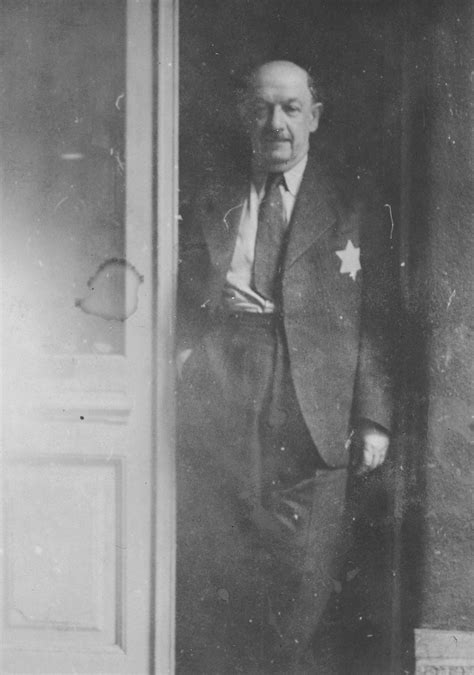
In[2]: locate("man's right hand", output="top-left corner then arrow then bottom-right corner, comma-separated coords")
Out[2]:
349,422 -> 390,476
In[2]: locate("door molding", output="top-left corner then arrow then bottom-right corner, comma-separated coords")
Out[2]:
126,1 -> 179,672
153,0 -> 178,672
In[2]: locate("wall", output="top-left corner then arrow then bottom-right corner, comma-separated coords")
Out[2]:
390,1 -> 474,671
401,0 -> 473,636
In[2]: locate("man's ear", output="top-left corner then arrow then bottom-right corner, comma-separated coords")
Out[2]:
309,102 -> 323,133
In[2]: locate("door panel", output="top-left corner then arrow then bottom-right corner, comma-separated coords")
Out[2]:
5,458 -> 123,648
1,1 -> 177,672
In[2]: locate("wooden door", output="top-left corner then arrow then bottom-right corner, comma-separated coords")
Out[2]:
1,1 -> 177,672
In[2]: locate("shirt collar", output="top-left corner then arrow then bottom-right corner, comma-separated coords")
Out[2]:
282,154 -> 308,197
253,154 -> 308,197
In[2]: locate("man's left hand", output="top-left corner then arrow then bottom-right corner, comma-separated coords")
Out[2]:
354,425 -> 390,475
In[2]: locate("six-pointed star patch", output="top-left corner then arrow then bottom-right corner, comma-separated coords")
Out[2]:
336,239 -> 361,281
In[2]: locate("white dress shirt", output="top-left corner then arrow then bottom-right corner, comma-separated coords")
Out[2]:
222,155 -> 308,313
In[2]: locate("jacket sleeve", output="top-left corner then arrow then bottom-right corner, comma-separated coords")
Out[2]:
351,196 -> 400,434
176,193 -> 212,352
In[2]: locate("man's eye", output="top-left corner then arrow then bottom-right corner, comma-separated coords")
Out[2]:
285,105 -> 301,114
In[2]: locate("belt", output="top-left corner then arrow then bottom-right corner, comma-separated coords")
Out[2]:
212,309 -> 282,329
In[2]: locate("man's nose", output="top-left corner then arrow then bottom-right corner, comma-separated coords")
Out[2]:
268,106 -> 284,131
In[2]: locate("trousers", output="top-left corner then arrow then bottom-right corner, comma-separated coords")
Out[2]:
176,314 -> 348,673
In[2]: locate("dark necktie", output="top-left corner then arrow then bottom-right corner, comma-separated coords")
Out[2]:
253,173 -> 286,301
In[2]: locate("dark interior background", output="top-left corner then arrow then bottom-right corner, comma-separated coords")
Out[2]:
180,0 -> 400,202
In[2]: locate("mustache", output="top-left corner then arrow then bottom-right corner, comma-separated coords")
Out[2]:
260,132 -> 290,142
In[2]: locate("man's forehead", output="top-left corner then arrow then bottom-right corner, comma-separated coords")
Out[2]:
249,62 -> 311,100
252,86 -> 307,101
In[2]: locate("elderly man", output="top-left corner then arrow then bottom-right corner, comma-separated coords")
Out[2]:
176,60 -> 395,673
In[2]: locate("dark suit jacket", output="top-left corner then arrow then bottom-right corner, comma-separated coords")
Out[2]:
178,157 -> 396,467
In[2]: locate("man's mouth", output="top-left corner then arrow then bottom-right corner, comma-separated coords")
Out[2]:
263,138 -> 290,145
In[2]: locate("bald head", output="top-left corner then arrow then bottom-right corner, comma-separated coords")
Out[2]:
242,61 -> 322,173
248,61 -> 318,104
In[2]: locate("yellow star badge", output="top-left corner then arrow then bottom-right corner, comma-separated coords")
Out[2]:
336,240 -> 361,281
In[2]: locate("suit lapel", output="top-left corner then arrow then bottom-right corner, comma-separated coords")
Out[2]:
284,160 -> 336,269
199,160 -> 337,278
201,176 -> 247,275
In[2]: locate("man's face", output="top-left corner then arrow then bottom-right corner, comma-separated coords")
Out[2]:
244,62 -> 321,173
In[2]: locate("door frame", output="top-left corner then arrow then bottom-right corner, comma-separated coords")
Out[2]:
126,0 -> 178,671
